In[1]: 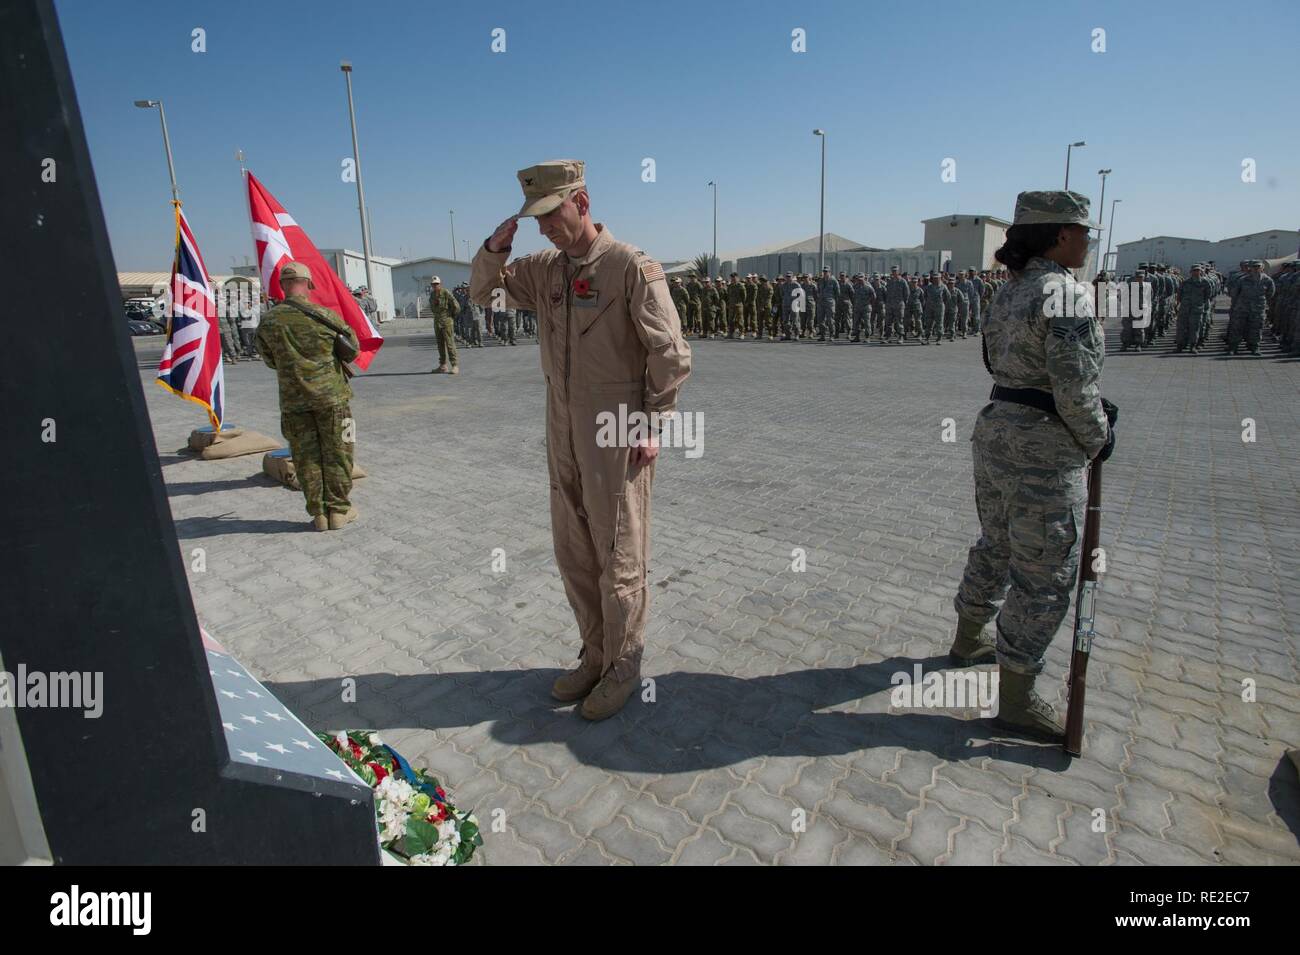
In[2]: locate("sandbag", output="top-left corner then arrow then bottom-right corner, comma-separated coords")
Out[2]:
262,450 -> 366,490
199,430 -> 282,460
188,426 -> 244,450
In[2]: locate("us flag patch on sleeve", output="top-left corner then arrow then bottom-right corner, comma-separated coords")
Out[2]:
640,260 -> 665,284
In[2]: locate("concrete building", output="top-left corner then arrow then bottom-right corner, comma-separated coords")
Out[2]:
921,214 -> 1010,272
389,255 -> 471,320
318,249 -> 400,322
1116,228 -> 1299,276
728,233 -> 950,279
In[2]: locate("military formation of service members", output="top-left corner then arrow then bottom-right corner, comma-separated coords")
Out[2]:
1098,257 -> 1297,358
670,266 -> 1011,345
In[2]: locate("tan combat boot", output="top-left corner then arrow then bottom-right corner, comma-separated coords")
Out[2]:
551,654 -> 602,702
993,668 -> 1065,742
948,616 -> 996,667
328,506 -> 359,530
580,670 -> 639,721
432,364 -> 448,374
449,365 -> 460,375
311,515 -> 329,532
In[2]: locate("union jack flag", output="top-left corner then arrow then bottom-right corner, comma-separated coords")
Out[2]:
156,207 -> 225,431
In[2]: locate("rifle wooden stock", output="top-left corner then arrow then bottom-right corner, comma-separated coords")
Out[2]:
1064,459 -> 1103,756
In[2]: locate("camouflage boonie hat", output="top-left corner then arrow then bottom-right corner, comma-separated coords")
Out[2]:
515,159 -> 585,218
1011,190 -> 1102,229
280,261 -> 315,289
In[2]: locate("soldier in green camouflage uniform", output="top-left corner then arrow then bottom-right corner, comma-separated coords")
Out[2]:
799,275 -> 818,338
755,275 -> 775,339
257,262 -> 360,531
1175,265 -> 1215,353
1227,260 -> 1275,355
906,276 -> 924,340
921,271 -> 949,345
428,277 -> 460,373
850,274 -> 875,342
670,278 -> 691,336
884,266 -> 908,342
951,191 -> 1114,742
700,278 -> 717,338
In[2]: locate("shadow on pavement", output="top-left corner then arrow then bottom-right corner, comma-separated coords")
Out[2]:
173,515 -> 307,537
268,654 -> 1067,775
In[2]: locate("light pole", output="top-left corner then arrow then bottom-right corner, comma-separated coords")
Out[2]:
1104,198 -> 1121,273
1096,169 -> 1111,276
340,61 -> 375,296
707,181 -> 717,277
449,210 -> 457,260
134,99 -> 179,204
1065,140 -> 1085,190
814,129 -> 826,273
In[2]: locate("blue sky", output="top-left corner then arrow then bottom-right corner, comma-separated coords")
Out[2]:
58,0 -> 1299,272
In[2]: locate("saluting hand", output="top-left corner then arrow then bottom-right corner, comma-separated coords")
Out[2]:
486,216 -> 519,254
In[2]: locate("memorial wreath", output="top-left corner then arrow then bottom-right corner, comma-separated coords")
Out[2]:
319,730 -> 482,866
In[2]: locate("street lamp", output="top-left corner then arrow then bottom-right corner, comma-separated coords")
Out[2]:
814,129 -> 827,273
1065,141 -> 1086,190
134,99 -> 179,204
1104,198 -> 1121,273
340,61 -> 375,296
1096,169 -> 1112,275
706,181 -> 717,276
449,210 -> 457,260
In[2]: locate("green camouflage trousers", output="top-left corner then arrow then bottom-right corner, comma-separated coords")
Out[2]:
435,316 -> 458,367
954,413 -> 1086,675
282,402 -> 354,517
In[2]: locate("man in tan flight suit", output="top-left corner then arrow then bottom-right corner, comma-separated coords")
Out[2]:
470,160 -> 692,720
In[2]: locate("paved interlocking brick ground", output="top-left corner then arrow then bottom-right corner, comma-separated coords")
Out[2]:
135,308 -> 1300,865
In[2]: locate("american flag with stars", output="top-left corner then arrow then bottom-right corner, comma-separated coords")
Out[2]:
201,629 -> 366,789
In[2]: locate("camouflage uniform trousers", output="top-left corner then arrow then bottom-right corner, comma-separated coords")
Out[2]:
836,298 -> 851,337
1120,315 -> 1141,348
953,419 -> 1086,675
727,303 -> 744,337
884,303 -> 906,340
1226,303 -> 1266,352
818,297 -> 837,338
436,315 -> 459,366
907,302 -> 924,340
220,318 -> 241,361
1199,300 -> 1214,347
780,304 -> 797,339
1175,300 -> 1201,350
282,402 -> 354,517
872,301 -> 886,338
852,305 -> 871,340
922,305 -> 944,342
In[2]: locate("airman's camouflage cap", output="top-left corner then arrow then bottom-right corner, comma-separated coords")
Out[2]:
515,159 -> 585,218
280,261 -> 315,289
1011,190 -> 1102,229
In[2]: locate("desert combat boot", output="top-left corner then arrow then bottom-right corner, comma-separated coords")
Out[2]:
948,616 -> 996,667
580,670 -> 639,721
551,653 -> 602,703
993,668 -> 1065,743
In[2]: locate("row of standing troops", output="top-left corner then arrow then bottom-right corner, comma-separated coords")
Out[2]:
669,267 -> 1011,343
1108,258 -> 1289,356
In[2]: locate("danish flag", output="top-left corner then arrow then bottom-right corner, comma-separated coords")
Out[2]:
156,206 -> 225,431
245,171 -> 383,370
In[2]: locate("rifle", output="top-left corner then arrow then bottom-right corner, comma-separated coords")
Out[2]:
1064,459 -> 1103,756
